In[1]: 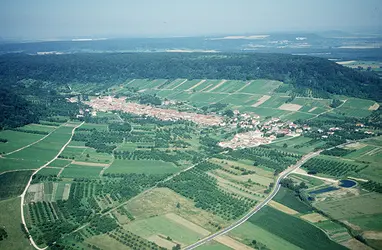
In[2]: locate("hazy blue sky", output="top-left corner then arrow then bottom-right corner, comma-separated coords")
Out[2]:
0,0 -> 381,39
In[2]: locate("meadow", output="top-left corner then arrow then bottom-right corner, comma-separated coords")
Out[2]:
75,148 -> 114,164
0,130 -> 44,154
60,164 -> 102,178
0,157 -> 42,172
105,159 -> 178,175
0,198 -> 33,250
273,187 -> 313,214
9,126 -> 74,162
315,193 -> 382,220
124,214 -> 204,246
248,206 -> 346,250
229,221 -> 301,250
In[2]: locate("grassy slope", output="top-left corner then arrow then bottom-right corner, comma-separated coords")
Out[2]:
0,197 -> 33,250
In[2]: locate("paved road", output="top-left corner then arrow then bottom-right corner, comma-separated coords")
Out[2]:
19,122 -> 84,250
184,151 -> 321,250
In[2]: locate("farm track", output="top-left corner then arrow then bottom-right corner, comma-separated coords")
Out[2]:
19,122 -> 84,250
307,99 -> 348,121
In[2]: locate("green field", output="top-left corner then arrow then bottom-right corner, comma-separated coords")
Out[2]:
289,174 -> 325,187
0,130 -> 44,154
315,193 -> 382,220
60,146 -> 86,159
80,123 -> 108,131
0,158 -> 42,172
197,241 -> 232,250
21,124 -> 57,133
0,170 -> 33,200
37,167 -> 61,176
9,126 -> 74,162
105,159 -> 178,175
237,80 -> 282,94
75,148 -> 113,164
273,187 -> 313,214
0,198 -> 33,250
334,98 -> 375,118
124,215 -> 203,245
248,206 -> 346,250
48,159 -> 71,168
60,164 -> 102,178
230,221 -> 300,250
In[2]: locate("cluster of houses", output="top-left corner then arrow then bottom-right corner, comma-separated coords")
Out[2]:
218,111 -> 309,149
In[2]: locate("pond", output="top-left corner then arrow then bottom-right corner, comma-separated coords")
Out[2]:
339,179 -> 357,188
309,186 -> 339,195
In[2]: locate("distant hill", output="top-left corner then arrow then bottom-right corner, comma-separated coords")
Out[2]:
1,53 -> 381,101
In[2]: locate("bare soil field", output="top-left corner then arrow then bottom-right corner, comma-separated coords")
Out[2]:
165,213 -> 251,250
147,235 -> 177,249
368,103 -> 380,111
341,238 -> 373,250
165,213 -> 209,235
268,200 -> 299,215
171,79 -> 188,90
206,80 -> 227,92
215,235 -> 254,250
336,61 -> 357,65
123,188 -> 228,231
62,183 -> 71,200
279,103 -> 302,111
308,107 -> 318,112
344,142 -> 367,150
252,95 -> 271,107
71,161 -> 109,167
300,213 -> 328,223
363,231 -> 382,240
28,183 -> 44,202
188,79 -> 206,91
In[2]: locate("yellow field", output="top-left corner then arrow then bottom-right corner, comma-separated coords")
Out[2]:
123,187 -> 228,231
252,95 -> 271,107
268,200 -> 299,215
279,103 -> 302,111
300,213 -> 328,223
147,235 -> 177,249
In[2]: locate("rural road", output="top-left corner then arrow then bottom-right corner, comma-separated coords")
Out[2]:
19,122 -> 84,250
184,150 -> 321,250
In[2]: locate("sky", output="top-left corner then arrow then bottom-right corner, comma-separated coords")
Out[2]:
0,0 -> 381,40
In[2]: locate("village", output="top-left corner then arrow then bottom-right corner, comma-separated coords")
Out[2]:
82,95 -> 374,150
84,96 -> 224,126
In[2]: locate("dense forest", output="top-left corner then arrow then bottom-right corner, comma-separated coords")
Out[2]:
0,52 -> 381,129
1,53 -> 381,100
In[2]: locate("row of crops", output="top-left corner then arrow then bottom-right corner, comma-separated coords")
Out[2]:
301,158 -> 366,177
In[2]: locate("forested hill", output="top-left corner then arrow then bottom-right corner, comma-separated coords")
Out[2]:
1,53 -> 381,101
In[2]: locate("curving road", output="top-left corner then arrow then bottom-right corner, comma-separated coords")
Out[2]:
19,122 -> 84,250
184,150 -> 321,250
